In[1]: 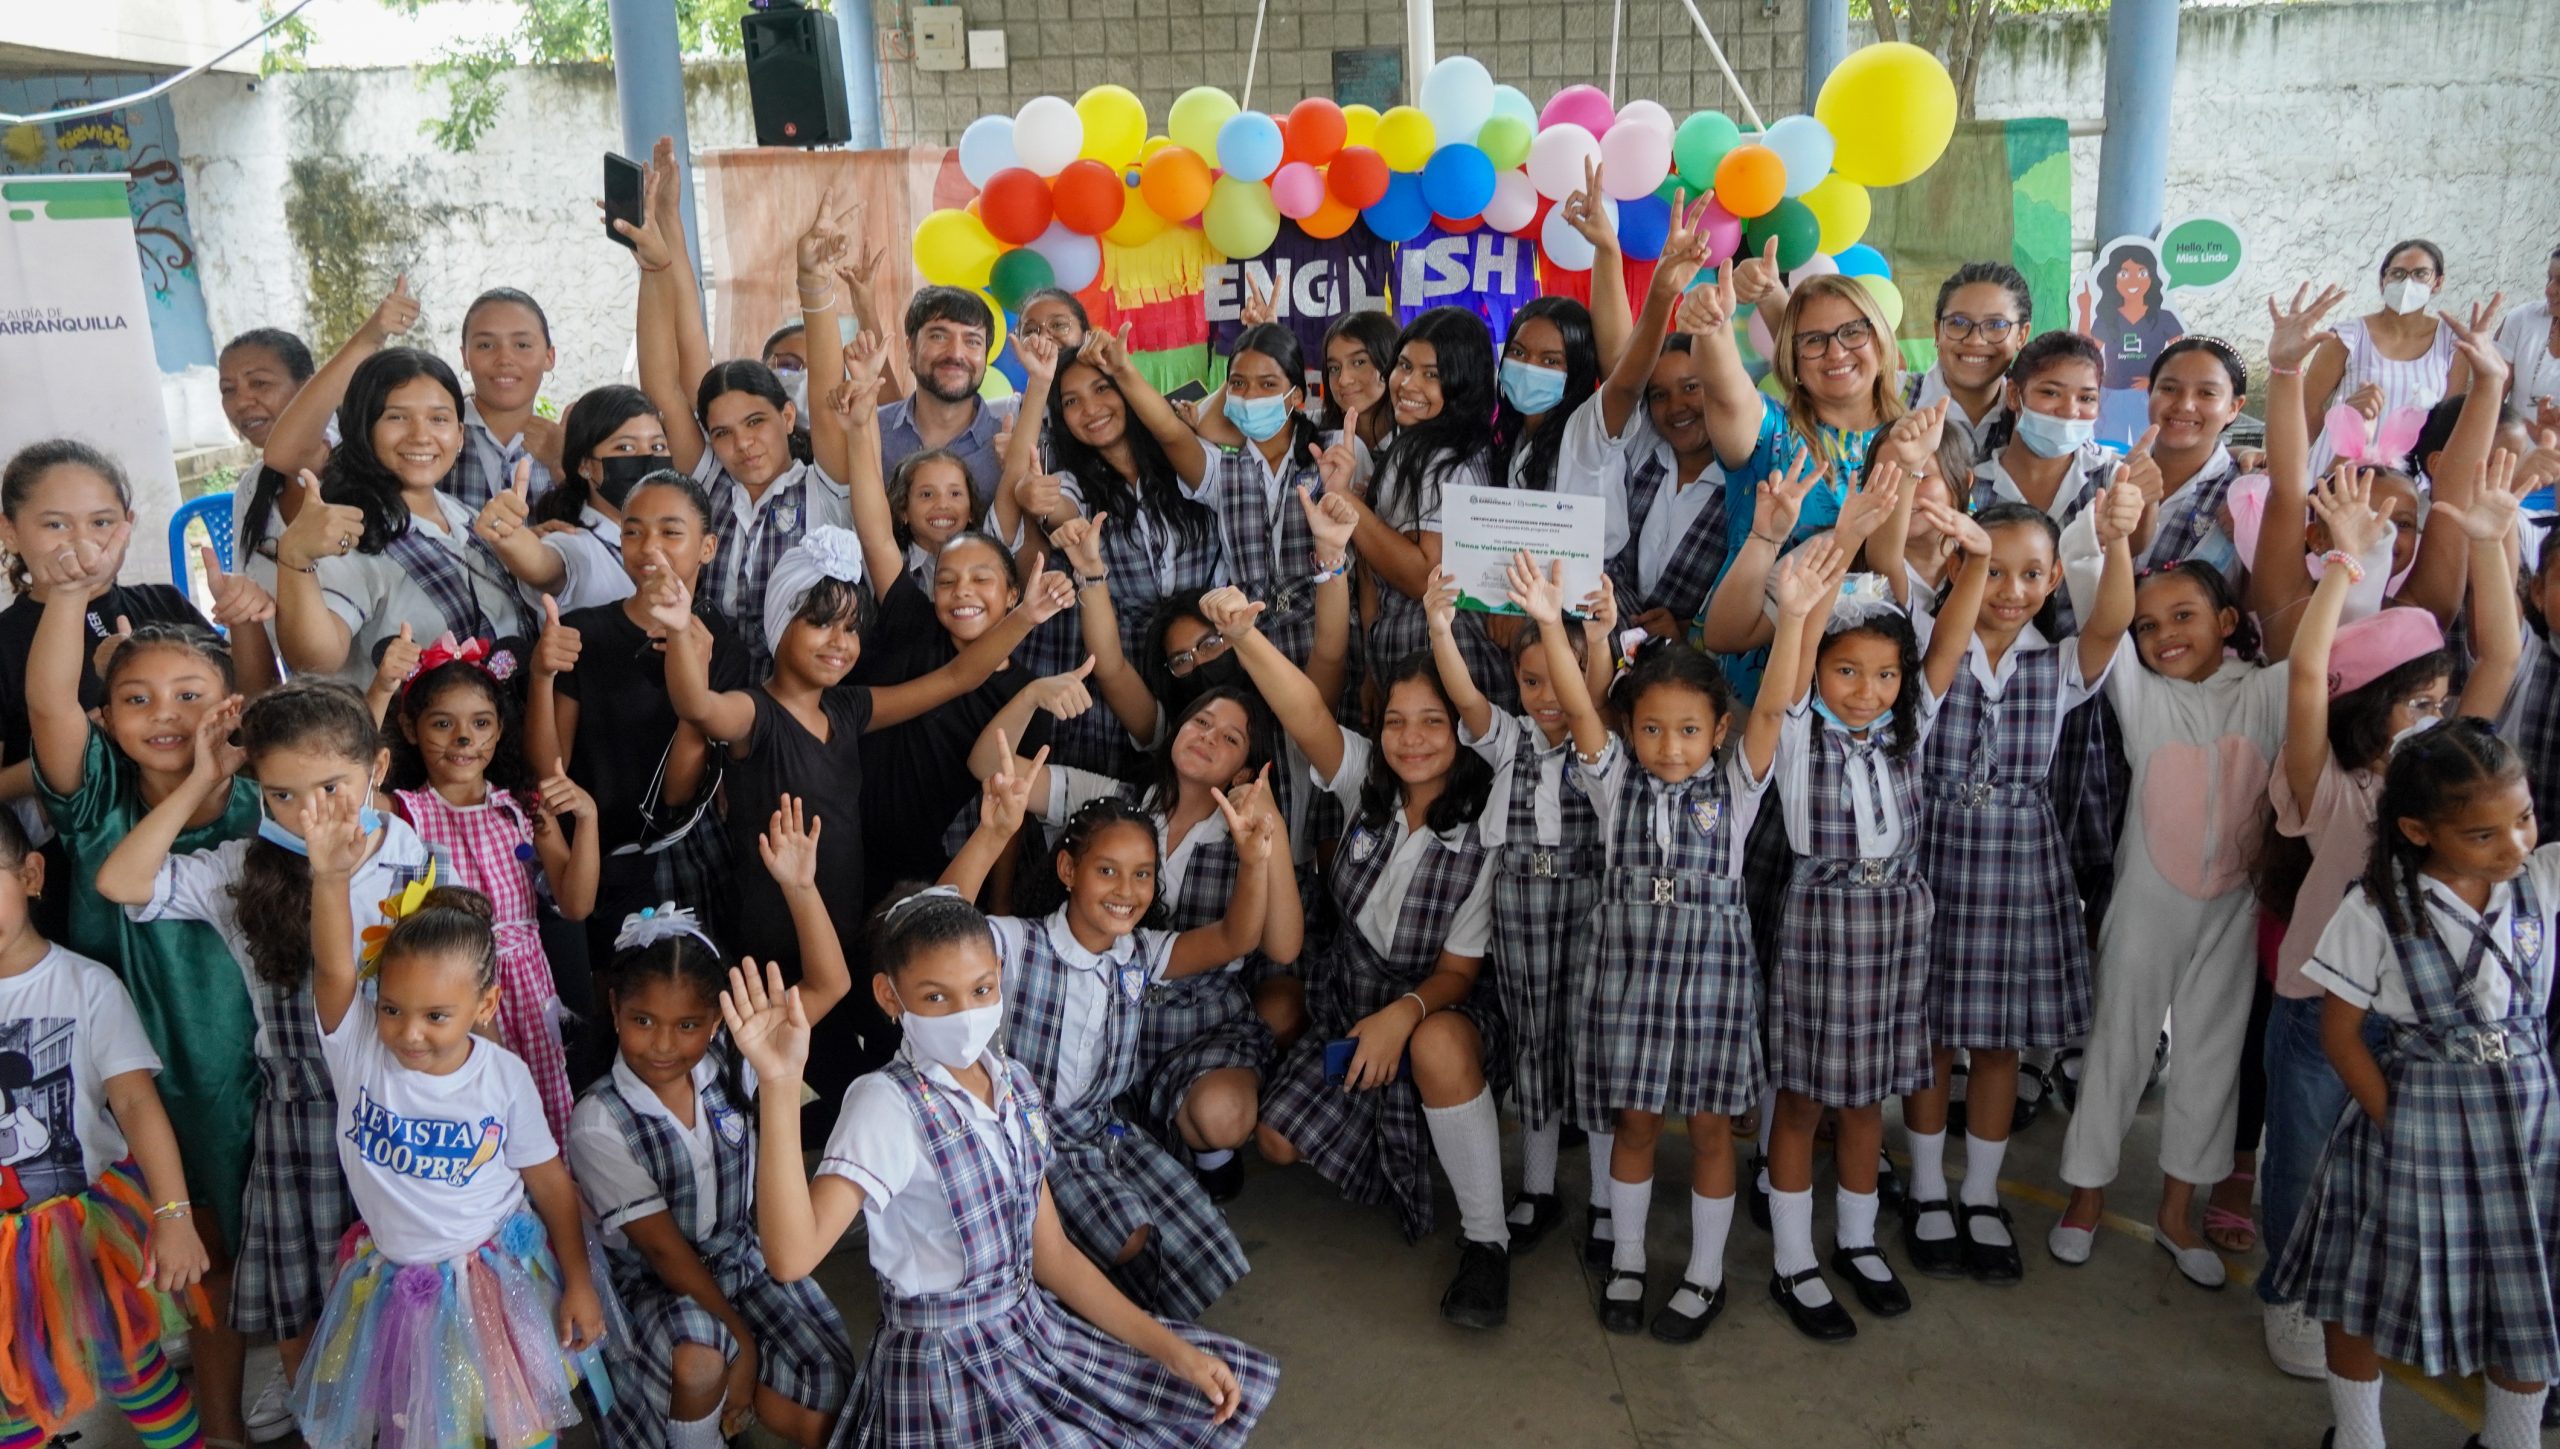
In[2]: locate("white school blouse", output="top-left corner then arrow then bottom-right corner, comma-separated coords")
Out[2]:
1460,709 -> 1574,849
567,1052 -> 759,1247
820,1042 -> 1035,1297
1571,738 -> 1770,876
1313,732 -> 1497,958
539,505 -> 633,613
1773,693 -> 1940,859
988,908 -> 1175,1109
2302,845 -> 2560,1024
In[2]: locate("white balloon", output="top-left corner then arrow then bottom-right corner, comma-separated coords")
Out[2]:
1525,123 -> 1602,202
1482,169 -> 1539,233
1616,99 -> 1675,137
1538,194 -> 1617,270
1013,95 -> 1085,176
1598,122 -> 1671,200
1793,251 -> 1841,279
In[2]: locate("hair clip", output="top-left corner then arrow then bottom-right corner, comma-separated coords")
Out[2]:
359,859 -> 441,967
613,901 -> 719,954
1823,572 -> 1904,633
882,884 -> 962,925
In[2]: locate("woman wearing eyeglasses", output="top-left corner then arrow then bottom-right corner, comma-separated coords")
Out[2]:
2301,239 -> 2476,473
1910,262 -> 2035,470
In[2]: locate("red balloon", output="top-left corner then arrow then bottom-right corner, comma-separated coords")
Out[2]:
1518,197 -> 1554,240
980,167 -> 1054,245
1432,212 -> 1482,234
1328,146 -> 1390,209
1288,98 -> 1348,166
1050,159 -> 1125,236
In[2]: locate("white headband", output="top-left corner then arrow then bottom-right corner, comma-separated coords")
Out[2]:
613,901 -> 720,956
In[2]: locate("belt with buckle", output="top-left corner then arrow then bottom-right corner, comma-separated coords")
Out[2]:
2399,1022 -> 2548,1067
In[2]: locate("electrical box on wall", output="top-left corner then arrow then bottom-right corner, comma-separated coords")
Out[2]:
914,5 -> 966,72
967,29 -> 1007,69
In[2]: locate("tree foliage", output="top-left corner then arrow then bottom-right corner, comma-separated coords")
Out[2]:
378,0 -> 766,151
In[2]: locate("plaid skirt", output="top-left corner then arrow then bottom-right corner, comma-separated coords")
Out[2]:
600,1237 -> 858,1445
2271,1050 -> 2560,1380
2051,696 -> 2128,946
1919,782 -> 2093,1051
1769,858 -> 1935,1108
1741,802 -> 1798,976
841,1277 -> 1276,1449
1572,871 -> 1763,1130
1130,970 -> 1277,1148
1488,847 -> 1603,1130
1047,1128 -> 1248,1322
232,1052 -> 354,1340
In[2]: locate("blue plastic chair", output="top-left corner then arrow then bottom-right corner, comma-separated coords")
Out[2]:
168,491 -> 234,618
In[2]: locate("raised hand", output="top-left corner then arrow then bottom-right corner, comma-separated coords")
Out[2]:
1197,585 -> 1265,639
719,958 -> 812,1083
1914,495 -> 1990,559
794,179 -> 860,283
1503,550 -> 1566,625
1014,469 -> 1068,528
534,595 -> 581,677
190,692 -> 248,785
1649,190 -> 1715,299
2427,448 -> 2531,544
1422,567 -> 1461,635
1772,536 -> 1843,619
1560,155 -> 1617,253
2309,462 -> 2388,560
1883,397 -> 1950,471
1302,485 -> 1357,560
1730,234 -> 1785,307
756,794 -> 823,892
1078,321 -> 1135,379
837,331 -> 892,414
1239,270 -> 1279,328
296,779 -> 367,882
2117,426 -> 2165,507
1831,457 -> 1900,547
1049,511 -> 1107,579
978,732 -> 1047,837
640,569 -> 696,637
1016,552 -> 1076,624
371,622 -> 422,697
1751,451 -> 1823,545
199,543 -> 275,628
22,518 -> 131,604
2094,474 -> 2145,548
1212,782 -> 1276,866
1015,330 -> 1061,389
1676,263 -> 1738,336
537,756 -> 598,824
1029,656 -> 1097,720
1580,571 -> 1620,634
473,457 -> 535,547
363,274 -> 420,344
2446,297 -> 2511,391
2265,282 -> 2350,375
2340,381 -> 2387,425
277,470 -> 366,570
1309,408 -> 1365,497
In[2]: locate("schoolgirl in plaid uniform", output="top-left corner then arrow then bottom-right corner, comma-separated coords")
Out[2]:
2497,530 -> 2560,830
2270,723 -> 2560,1449
444,288 -> 561,509
729,889 -> 1275,1448
1898,489 -> 2137,1286
1608,447 -> 1732,628
939,773 -> 1279,1322
571,904 -> 857,1449
1205,323 -> 1332,671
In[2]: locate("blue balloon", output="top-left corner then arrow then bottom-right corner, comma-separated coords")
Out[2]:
1614,194 -> 1672,261
1418,144 -> 1497,220
1763,114 -> 1836,199
1361,172 -> 1431,243
958,115 -> 1019,188
993,332 -> 1027,390
1216,112 -> 1285,184
1834,242 -> 1891,279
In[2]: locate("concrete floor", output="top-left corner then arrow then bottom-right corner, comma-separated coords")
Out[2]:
76,1085 -> 2484,1449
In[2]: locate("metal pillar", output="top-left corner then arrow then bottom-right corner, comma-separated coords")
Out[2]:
835,0 -> 882,149
2094,0 -> 2178,245
1803,0 -> 1849,109
1405,0 -> 1434,103
607,0 -> 701,275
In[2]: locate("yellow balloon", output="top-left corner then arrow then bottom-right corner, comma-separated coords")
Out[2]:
1076,85 -> 1149,167
1814,41 -> 1956,188
913,208 -> 1001,289
1168,86 -> 1239,158
1140,134 -> 1174,161
1801,174 -> 1871,254
1201,176 -> 1281,259
1856,272 -> 1907,333
975,288 -> 1010,359
1341,104 -> 1381,150
1372,105 -> 1437,172
1104,177 -> 1169,246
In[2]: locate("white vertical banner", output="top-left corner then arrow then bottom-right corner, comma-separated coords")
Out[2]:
0,174 -> 180,585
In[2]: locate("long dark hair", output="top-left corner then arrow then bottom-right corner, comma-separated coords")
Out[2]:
326,347 -> 467,552
1355,649 -> 1494,833
2364,718 -> 2524,935
1042,360 -> 1216,556
1319,311 -> 1399,434
230,681 -> 383,988
1,438 -> 132,593
2098,242 -> 2165,318
1817,613 -> 1925,760
535,384 -> 662,527
1491,296 -> 1598,494
2137,558 -> 2262,664
694,360 -> 814,467
1230,322 -> 1324,466
1138,686 -> 1279,818
1373,307 -> 1497,534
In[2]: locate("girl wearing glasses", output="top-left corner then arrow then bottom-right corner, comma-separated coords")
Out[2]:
2302,239 -> 2477,474
1911,262 -> 2035,469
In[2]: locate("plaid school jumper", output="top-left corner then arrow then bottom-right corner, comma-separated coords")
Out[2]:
840,1054 -> 1277,1449
2505,635 -> 2560,836
1770,728 -> 1937,1107
395,787 -> 575,1140
1570,747 -> 1764,1130
1128,827 -> 1277,1151
1208,446 -> 1326,669
702,470 -> 813,681
999,919 -> 1248,1321
232,980 -> 354,1340
1917,645 -> 2094,1051
1257,809 -> 1505,1241
587,1060 -> 856,1445
1607,451 -> 1732,626
1479,715 -> 1603,1132
2271,874 -> 2560,1380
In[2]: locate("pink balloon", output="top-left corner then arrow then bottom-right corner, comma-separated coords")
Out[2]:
1746,306 -> 1775,361
1481,169 -> 1538,233
1270,161 -> 1325,219
1538,84 -> 1616,139
1598,122 -> 1671,200
1700,197 -> 1744,266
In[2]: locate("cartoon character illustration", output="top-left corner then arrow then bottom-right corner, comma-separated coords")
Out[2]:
0,1050 -> 51,1211
2077,238 -> 2189,444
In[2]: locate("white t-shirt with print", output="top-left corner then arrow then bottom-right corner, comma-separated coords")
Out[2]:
0,946 -> 160,1195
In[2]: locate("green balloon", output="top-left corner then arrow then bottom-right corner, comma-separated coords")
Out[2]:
1744,197 -> 1820,272
1475,115 -> 1532,172
988,248 -> 1055,312
1672,111 -> 1742,191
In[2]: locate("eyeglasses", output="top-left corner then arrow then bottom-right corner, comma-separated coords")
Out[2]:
2383,266 -> 2438,284
1937,315 -> 2017,342
1794,319 -> 1876,359
1164,632 -> 1227,677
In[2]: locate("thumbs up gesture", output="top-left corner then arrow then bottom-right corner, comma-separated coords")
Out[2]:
1030,654 -> 1097,720
371,622 -> 422,698
276,470 -> 367,571
475,457 -> 535,545
199,543 -> 275,628
535,593 -> 583,677
365,274 -> 420,345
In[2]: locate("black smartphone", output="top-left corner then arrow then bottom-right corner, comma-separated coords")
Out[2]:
1165,379 -> 1211,405
1323,1038 -> 1412,1086
604,152 -> 644,249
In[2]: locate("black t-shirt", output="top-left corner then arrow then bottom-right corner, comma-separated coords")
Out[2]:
553,601 -> 751,855
850,573 -> 1050,905
0,584 -> 208,770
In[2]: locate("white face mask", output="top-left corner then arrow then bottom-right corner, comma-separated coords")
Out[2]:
2388,712 -> 2443,756
2381,278 -> 2433,315
896,991 -> 1002,1070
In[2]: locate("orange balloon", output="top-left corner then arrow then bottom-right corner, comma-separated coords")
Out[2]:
1139,145 -> 1214,223
1713,143 -> 1786,219
1299,189 -> 1358,240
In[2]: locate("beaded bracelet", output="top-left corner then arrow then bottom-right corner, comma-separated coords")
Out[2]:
153,1200 -> 191,1221
2321,549 -> 2367,584
1310,556 -> 1351,585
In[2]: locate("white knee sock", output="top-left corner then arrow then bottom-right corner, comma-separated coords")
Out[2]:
1607,1176 -> 1651,1288
1674,1192 -> 1734,1308
1585,1131 -> 1616,1240
1193,1148 -> 1235,1171
670,1410 -> 724,1449
1835,1188 -> 1892,1282
1520,1117 -> 1561,1198
1960,1134 -> 2011,1245
2482,1382 -> 2545,1449
1906,1126 -> 1953,1240
1423,1087 -> 1510,1247
2325,1373 -> 2385,1449
1769,1188 -> 1831,1306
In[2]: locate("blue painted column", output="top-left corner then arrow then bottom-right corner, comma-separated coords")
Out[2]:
836,0 -> 883,149
2094,0 -> 2178,245
607,0 -> 701,276
1803,0 -> 1849,109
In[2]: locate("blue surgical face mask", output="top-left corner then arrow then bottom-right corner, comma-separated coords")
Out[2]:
2013,408 -> 2095,459
1809,691 -> 1880,738
1499,358 -> 1568,416
257,800 -> 385,856
1223,389 -> 1297,443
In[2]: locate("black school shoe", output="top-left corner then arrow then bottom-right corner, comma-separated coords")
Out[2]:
1596,1270 -> 1647,1334
2011,1060 -> 2053,1133
1897,1198 -> 1966,1278
1747,1155 -> 1772,1231
1875,1152 -> 1909,1214
1769,1267 -> 1856,1342
1581,1205 -> 1615,1268
1960,1203 -> 2024,1285
1649,1281 -> 1727,1344
1195,1154 -> 1244,1205
1440,1237 -> 1511,1329
1506,1192 -> 1563,1254
1828,1245 -> 1912,1317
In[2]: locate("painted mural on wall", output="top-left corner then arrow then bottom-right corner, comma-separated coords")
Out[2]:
0,75 -> 216,372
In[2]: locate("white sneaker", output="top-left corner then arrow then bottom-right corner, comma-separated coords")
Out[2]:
2047,1221 -> 2094,1265
246,1369 -> 295,1443
2263,1299 -> 2327,1380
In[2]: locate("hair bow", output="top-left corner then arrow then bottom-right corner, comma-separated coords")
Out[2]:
2323,404 -> 2427,471
613,901 -> 720,955
1823,571 -> 1905,634
358,859 -> 440,967
405,631 -> 518,685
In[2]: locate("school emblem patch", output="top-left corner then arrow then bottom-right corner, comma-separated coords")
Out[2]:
1690,797 -> 1722,838
1020,1102 -> 1050,1149
709,1103 -> 747,1148
2514,916 -> 2545,970
1348,826 -> 1378,863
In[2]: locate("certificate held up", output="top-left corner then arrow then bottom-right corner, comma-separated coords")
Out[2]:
1442,484 -> 1608,615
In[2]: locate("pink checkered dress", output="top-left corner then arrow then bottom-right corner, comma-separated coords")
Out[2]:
393,786 -> 575,1138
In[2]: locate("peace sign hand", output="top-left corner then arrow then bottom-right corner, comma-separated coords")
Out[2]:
1649,190 -> 1716,301
794,179 -> 860,284
978,731 -> 1047,837
1239,271 -> 1279,328
1560,156 -> 1617,253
